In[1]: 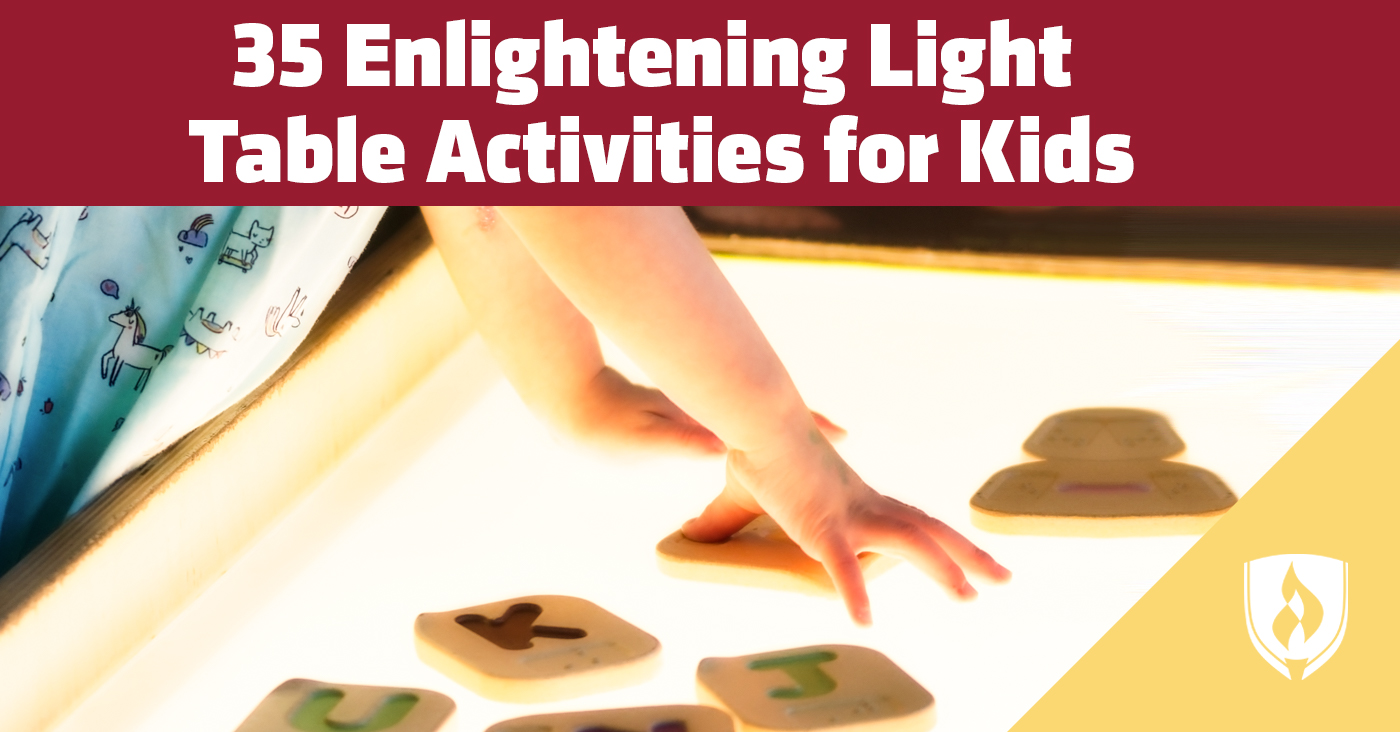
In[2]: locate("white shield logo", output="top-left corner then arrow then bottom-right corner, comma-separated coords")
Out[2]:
1243,554 -> 1348,680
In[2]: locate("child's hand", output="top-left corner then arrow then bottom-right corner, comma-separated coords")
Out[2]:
561,366 -> 725,456
682,425 -> 1010,625
562,367 -> 846,457
476,206 -> 998,624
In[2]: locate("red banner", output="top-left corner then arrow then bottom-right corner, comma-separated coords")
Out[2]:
3,1 -> 1395,203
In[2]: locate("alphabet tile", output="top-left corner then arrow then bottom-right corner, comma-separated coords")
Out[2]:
972,408 -> 1235,536
233,678 -> 454,732
485,705 -> 733,732
415,595 -> 660,702
697,645 -> 934,732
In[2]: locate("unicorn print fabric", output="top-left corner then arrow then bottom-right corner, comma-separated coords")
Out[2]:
0,206 -> 385,572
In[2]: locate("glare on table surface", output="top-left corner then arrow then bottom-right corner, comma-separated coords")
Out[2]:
57,257 -> 1400,732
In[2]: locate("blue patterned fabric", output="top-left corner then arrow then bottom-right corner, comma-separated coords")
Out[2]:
0,206 -> 385,572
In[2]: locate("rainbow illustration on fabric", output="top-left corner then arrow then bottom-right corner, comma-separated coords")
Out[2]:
177,213 -> 215,249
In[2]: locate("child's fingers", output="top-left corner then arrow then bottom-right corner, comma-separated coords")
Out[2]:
911,514 -> 1012,583
643,416 -> 726,455
882,497 -> 1010,582
818,540 -> 873,626
641,388 -> 702,425
641,389 -> 727,445
682,491 -> 760,542
810,411 -> 848,441
866,519 -> 976,601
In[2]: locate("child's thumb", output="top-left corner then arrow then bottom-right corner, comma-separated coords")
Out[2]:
682,492 -> 760,543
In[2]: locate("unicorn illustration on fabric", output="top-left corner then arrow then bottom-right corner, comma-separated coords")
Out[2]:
1,209 -> 55,269
101,301 -> 174,392
218,220 -> 274,272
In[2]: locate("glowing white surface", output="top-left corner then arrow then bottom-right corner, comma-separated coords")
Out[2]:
58,258 -> 1400,732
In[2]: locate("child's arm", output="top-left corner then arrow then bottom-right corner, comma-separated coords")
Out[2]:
495,206 -> 1009,624
422,205 -> 726,456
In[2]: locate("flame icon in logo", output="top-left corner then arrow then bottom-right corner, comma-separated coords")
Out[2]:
1245,554 -> 1348,680
1272,563 -> 1323,649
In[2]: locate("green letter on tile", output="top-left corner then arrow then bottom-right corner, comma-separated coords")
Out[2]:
748,650 -> 839,699
289,689 -> 418,732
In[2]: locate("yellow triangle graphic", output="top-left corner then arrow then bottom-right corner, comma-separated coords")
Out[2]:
1011,339 -> 1400,729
